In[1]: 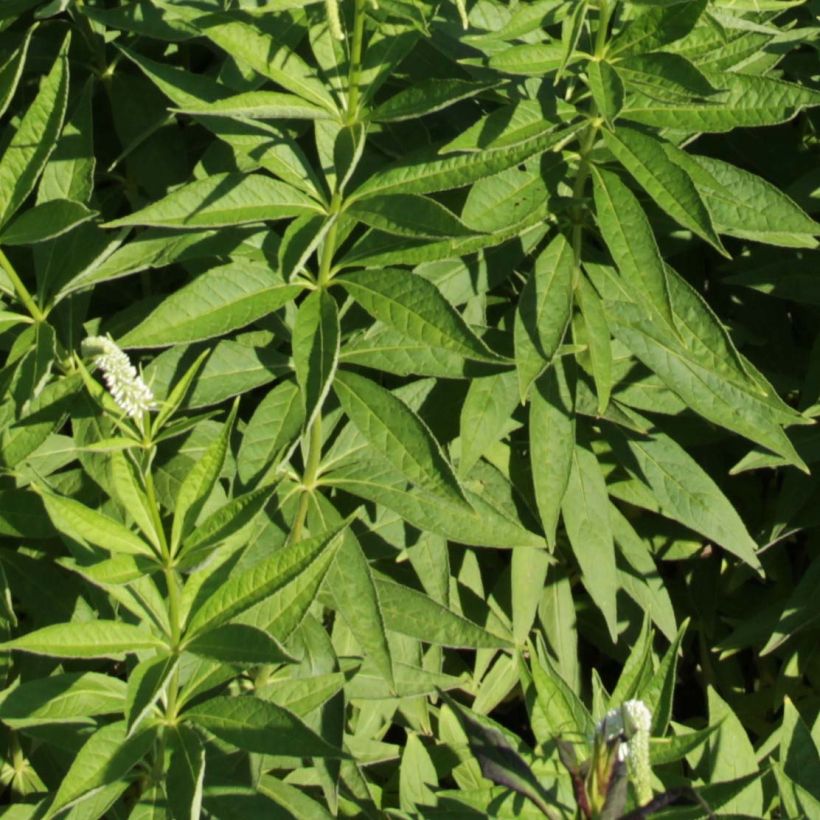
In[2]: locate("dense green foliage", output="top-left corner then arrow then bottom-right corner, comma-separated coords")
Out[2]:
0,0 -> 818,816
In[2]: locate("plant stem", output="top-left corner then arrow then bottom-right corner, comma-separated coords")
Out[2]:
0,248 -> 44,322
345,0 -> 368,124
570,123 -> 600,283
594,0 -> 614,58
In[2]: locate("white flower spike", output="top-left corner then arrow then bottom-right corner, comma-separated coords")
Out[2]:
596,699 -> 653,804
81,335 -> 157,419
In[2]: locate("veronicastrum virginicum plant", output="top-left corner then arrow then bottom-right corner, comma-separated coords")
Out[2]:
0,0 -> 819,815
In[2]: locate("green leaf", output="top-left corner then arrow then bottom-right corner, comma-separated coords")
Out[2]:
192,13 -> 339,113
587,60 -> 624,126
780,697 -> 820,806
0,672 -> 126,726
641,620 -> 686,736
591,166 -> 674,328
170,402 -> 237,552
167,725 -> 205,820
236,380 -> 303,488
444,696 -> 557,818
616,52 -> 717,104
530,362 -> 575,549
576,277 -> 613,414
526,638 -> 594,738
706,687 -> 764,816
333,370 -> 468,506
0,26 -> 33,120
38,78 -> 95,205
514,233 -> 575,400
47,721 -> 156,818
184,522 -> 346,637
178,484 -> 277,571
185,695 -> 346,757
172,90 -> 334,121
561,444 -> 618,641
104,173 -> 322,229
126,653 -> 179,735
609,0 -> 706,55
372,79 -> 495,122
346,194 -> 477,238
488,43 -> 565,76
120,262 -> 301,348
185,623 -> 293,665
611,425 -> 762,571
622,70 -> 820,132
602,126 -> 725,253
459,370 -> 519,476
0,199 -> 96,246
351,125 -> 580,200
0,33 -> 70,228
375,578 -> 511,648
293,290 -> 340,426
317,496 -> 394,688
339,269 -> 499,363
40,490 -> 156,559
668,150 -> 820,249
0,621 -> 165,659
326,460 -> 545,548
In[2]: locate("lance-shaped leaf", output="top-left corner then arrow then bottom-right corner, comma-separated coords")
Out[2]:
184,624 -> 295,665
333,370 -> 468,506
184,695 -> 346,757
0,621 -> 165,659
372,78 -> 494,122
338,269 -> 499,363
666,150 -> 820,249
514,233 -> 575,400
293,289 -> 340,427
609,0 -> 706,56
170,401 -> 237,552
167,726 -> 205,820
459,369 -> 519,476
616,52 -> 717,104
530,361 -> 575,549
561,444 -> 618,641
184,522 -> 346,637
350,124 -> 581,200
104,173 -> 322,230
315,495 -> 393,688
191,13 -> 338,113
346,194 -> 477,239
592,166 -> 674,328
126,653 -> 179,735
47,721 -> 157,818
576,276 -> 613,414
587,59 -> 623,126
443,695 -> 557,818
119,263 -> 301,348
40,491 -> 156,559
0,26 -> 33,120
602,126 -> 725,254
0,672 -> 126,726
178,484 -> 277,571
0,33 -> 70,228
172,90 -> 333,121
38,77 -> 95,204
609,424 -> 762,572
0,199 -> 97,246
375,578 -> 512,648
325,460 -> 545,548
622,70 -> 820,133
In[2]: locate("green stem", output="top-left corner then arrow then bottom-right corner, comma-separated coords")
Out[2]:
0,248 -> 44,322
345,0 -> 368,124
594,0 -> 614,58
570,123 -> 600,284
